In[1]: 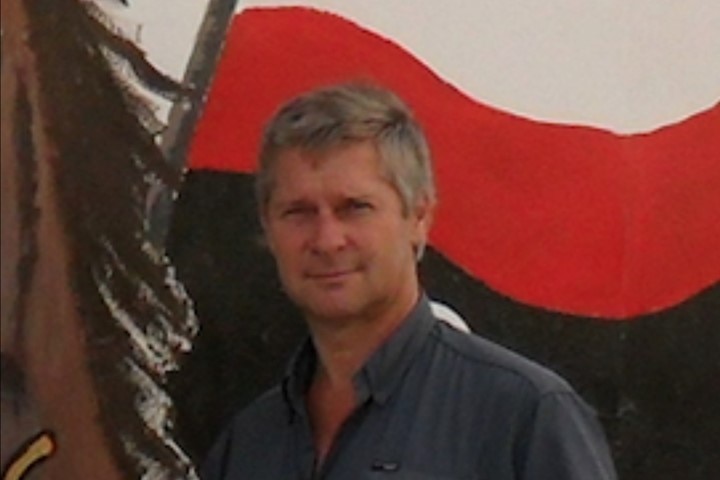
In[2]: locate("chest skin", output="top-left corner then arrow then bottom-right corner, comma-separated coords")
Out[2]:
306,375 -> 358,466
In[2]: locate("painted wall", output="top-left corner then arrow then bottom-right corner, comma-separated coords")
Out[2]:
2,1 -> 719,479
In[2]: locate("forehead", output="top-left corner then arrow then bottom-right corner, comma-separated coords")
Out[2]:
269,141 -> 394,197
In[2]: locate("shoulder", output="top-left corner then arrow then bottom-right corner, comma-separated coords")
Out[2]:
225,385 -> 287,434
200,386 -> 287,478
208,385 -> 287,453
427,321 -> 574,398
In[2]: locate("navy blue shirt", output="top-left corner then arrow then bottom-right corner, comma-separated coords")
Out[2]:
201,297 -> 617,479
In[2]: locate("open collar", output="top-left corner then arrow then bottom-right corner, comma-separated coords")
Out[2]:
281,295 -> 437,418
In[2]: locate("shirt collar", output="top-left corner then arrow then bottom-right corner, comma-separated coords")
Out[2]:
282,294 -> 436,417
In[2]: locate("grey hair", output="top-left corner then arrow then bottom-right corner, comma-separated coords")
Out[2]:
255,83 -> 436,216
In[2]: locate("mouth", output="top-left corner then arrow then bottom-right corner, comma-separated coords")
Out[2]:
305,268 -> 359,282
306,270 -> 356,280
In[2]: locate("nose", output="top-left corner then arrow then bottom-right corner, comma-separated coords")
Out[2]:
309,211 -> 348,254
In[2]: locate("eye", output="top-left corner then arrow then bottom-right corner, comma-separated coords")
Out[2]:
280,204 -> 315,219
341,199 -> 374,216
351,199 -> 371,210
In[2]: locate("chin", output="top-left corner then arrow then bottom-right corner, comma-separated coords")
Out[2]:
295,293 -> 367,323
302,302 -> 359,323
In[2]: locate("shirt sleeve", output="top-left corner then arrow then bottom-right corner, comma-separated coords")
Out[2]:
516,391 -> 618,480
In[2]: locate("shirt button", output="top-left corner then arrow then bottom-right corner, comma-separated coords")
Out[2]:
371,461 -> 400,472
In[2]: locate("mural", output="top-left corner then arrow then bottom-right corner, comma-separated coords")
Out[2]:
2,1 -> 719,479
2,0 -> 200,478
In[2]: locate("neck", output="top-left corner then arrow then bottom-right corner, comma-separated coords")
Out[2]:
303,286 -> 420,465
308,288 -> 420,386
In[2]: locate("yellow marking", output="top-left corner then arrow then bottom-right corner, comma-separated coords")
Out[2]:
3,432 -> 56,480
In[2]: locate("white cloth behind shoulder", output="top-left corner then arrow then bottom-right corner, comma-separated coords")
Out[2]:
430,300 -> 471,333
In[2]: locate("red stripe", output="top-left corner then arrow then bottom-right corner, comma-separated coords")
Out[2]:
189,7 -> 720,318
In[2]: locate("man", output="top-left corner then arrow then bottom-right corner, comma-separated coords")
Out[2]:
201,83 -> 617,479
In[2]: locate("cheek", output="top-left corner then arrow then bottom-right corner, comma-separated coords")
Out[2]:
265,234 -> 298,272
266,223 -> 302,253
273,252 -> 302,291
273,240 -> 302,269
365,228 -> 414,262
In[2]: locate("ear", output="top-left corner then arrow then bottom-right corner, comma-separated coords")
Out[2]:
415,193 -> 434,233
410,193 -> 435,259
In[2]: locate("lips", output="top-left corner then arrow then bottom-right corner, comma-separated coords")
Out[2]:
306,269 -> 357,281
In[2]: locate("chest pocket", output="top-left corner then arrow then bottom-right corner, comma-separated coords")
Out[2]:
364,404 -> 470,480
362,345 -> 476,480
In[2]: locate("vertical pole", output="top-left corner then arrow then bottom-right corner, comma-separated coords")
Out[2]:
148,0 -> 239,248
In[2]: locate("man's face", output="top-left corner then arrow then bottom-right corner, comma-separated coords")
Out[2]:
262,141 -> 431,325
